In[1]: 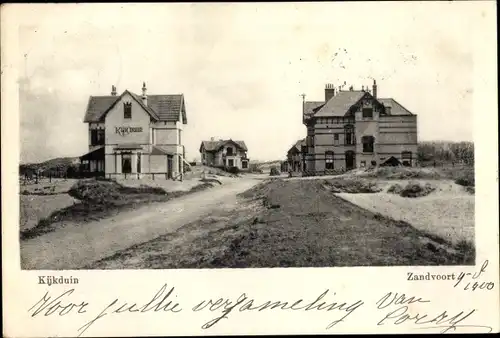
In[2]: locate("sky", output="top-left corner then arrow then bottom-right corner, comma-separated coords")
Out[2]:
16,2 -> 481,164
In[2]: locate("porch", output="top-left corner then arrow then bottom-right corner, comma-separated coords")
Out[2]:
79,146 -> 105,177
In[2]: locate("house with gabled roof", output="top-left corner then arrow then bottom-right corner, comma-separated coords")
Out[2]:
199,138 -> 249,170
80,82 -> 188,179
284,138 -> 307,172
302,80 -> 417,174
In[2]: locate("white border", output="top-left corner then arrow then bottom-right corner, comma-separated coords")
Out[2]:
2,3 -> 499,337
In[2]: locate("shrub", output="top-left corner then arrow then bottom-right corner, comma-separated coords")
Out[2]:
68,180 -> 166,205
269,166 -> 281,176
326,178 -> 382,193
399,182 -> 436,198
454,170 -> 475,187
227,166 -> 240,175
387,183 -> 403,194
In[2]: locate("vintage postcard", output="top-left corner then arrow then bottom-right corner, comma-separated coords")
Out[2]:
2,2 -> 499,337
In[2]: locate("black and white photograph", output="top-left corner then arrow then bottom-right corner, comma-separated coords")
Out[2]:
3,2 -> 499,337
16,3 -> 478,271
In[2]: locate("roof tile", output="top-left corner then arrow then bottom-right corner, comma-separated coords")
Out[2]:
200,140 -> 248,152
314,91 -> 366,117
83,91 -> 186,123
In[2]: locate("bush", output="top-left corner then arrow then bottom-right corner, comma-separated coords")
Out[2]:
387,183 -> 403,194
269,166 -> 281,176
326,178 -> 382,193
227,166 -> 240,175
68,180 -> 166,205
399,182 -> 436,198
454,170 -> 475,187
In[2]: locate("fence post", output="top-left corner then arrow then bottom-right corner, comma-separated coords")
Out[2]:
152,173 -> 155,180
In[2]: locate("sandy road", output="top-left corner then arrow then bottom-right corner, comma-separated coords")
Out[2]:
20,177 -> 261,270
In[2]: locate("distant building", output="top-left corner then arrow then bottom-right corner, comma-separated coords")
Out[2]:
199,138 -> 249,170
284,138 -> 307,172
302,80 -> 417,174
80,83 -> 188,179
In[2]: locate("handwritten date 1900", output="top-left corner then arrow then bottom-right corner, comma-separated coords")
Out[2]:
454,260 -> 495,291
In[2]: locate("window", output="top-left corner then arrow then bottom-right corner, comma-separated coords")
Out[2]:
344,125 -> 355,145
402,151 -> 412,167
226,147 -> 233,156
402,151 -> 412,159
202,153 -> 206,160
122,153 -> 132,174
91,130 -> 97,145
362,108 -> 373,118
137,152 -> 141,173
242,161 -> 248,169
362,135 -> 375,153
124,102 -> 132,119
90,129 -> 105,145
325,151 -> 334,170
334,133 -> 339,145
307,135 -> 315,147
97,129 -> 104,145
228,159 -> 234,167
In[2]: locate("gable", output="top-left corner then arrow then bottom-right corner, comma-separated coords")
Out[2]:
200,139 -> 248,153
314,91 -> 386,117
83,91 -> 187,123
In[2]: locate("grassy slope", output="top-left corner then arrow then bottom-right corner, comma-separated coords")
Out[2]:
20,179 -> 214,240
89,178 -> 474,269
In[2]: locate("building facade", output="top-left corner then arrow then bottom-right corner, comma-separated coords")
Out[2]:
284,138 -> 306,172
80,83 -> 188,179
200,139 -> 249,170
303,80 -> 418,174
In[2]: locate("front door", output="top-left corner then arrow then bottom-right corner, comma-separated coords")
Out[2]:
345,151 -> 355,170
167,155 -> 173,179
122,153 -> 132,174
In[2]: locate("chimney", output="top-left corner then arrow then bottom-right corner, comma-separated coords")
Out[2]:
372,79 -> 377,98
362,85 -> 364,91
324,83 -> 336,102
111,85 -> 117,96
142,82 -> 147,105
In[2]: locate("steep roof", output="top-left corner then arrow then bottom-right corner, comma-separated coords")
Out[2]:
83,91 -> 187,123
303,101 -> 324,120
377,98 -> 413,115
200,139 -> 248,153
288,138 -> 306,154
314,91 -> 367,117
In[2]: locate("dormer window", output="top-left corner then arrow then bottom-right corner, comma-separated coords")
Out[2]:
362,108 -> 373,118
124,102 -> 132,119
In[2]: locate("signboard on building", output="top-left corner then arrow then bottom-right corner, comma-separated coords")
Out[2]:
115,126 -> 143,136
